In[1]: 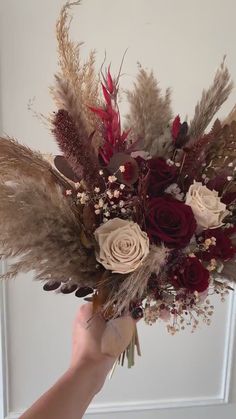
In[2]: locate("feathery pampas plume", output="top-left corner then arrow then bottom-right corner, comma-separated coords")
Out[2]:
51,1 -> 102,144
0,177 -> 99,285
0,136 -> 71,189
0,136 -> 100,285
126,68 -> 172,156
189,58 -> 233,140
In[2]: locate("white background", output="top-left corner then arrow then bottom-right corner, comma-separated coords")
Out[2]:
0,1 -> 236,418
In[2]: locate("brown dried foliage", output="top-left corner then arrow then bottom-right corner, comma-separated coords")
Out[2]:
203,119 -> 236,190
181,118 -> 236,192
180,133 -> 214,186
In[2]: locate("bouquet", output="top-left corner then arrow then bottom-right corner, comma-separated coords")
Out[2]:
0,1 -> 236,367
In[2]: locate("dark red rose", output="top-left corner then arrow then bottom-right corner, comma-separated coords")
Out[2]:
147,158 -> 178,196
146,196 -> 196,248
171,256 -> 209,293
197,227 -> 236,261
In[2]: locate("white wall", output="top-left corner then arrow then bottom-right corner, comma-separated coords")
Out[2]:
0,1 -> 236,418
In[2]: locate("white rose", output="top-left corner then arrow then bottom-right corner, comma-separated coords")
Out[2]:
94,218 -> 149,274
185,181 -> 229,231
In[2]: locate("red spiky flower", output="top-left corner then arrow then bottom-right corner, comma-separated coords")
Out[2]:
89,67 -> 130,164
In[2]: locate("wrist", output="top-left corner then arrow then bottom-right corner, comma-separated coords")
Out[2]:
68,357 -> 112,395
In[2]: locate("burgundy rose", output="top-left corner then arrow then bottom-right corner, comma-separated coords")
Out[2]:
146,196 -> 196,248
197,227 -> 236,261
171,256 -> 209,293
147,158 -> 178,196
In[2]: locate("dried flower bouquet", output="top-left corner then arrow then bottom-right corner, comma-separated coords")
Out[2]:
0,1 -> 236,367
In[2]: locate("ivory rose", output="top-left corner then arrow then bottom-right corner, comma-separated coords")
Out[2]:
185,182 -> 229,231
94,218 -> 149,274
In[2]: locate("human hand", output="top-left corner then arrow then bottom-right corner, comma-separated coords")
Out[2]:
70,303 -> 136,386
20,303 -> 137,419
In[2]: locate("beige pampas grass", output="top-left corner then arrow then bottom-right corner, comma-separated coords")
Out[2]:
0,177 -> 98,285
189,58 -> 233,140
51,1 -> 102,144
103,245 -> 169,317
0,136 -> 99,285
0,136 -> 70,189
126,68 -> 172,156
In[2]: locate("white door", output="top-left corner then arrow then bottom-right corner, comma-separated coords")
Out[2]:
0,1 -> 236,418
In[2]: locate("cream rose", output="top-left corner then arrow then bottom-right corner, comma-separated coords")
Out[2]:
94,218 -> 149,274
185,181 -> 229,231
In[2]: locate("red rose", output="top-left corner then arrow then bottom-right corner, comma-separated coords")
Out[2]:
147,158 -> 177,196
171,256 -> 209,293
197,227 -> 236,261
146,197 -> 196,248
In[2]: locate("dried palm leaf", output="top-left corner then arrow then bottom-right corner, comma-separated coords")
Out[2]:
126,68 -> 172,156
189,59 -> 233,140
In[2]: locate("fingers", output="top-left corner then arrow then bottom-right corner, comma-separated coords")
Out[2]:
75,303 -> 138,359
75,303 -> 106,337
101,316 -> 136,358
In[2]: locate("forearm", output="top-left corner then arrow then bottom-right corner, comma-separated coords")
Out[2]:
20,361 -> 110,419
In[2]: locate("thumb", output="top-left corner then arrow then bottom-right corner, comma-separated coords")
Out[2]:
101,316 -> 136,358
